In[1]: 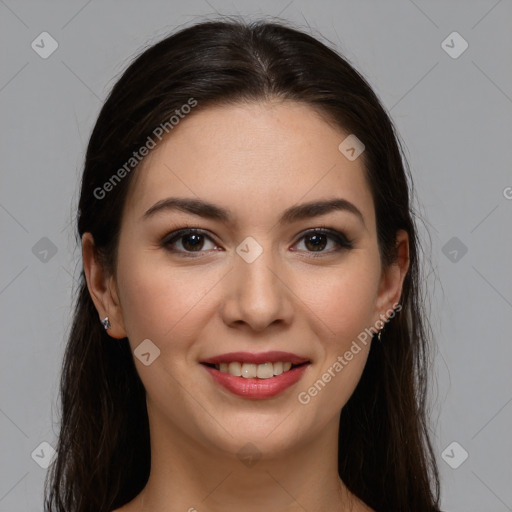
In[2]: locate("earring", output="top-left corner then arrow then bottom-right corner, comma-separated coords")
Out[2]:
377,330 -> 382,341
102,317 -> 111,330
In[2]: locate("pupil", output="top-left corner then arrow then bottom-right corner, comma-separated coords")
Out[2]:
306,234 -> 326,251
183,234 -> 203,251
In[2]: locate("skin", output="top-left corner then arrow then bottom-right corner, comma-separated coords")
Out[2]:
83,100 -> 409,512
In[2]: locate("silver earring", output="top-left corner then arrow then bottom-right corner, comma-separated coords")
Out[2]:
102,317 -> 111,330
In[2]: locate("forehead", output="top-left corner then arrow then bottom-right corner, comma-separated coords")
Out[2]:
123,101 -> 375,230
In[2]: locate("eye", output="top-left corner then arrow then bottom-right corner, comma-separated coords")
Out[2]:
292,228 -> 353,256
162,228 -> 218,255
162,226 -> 354,257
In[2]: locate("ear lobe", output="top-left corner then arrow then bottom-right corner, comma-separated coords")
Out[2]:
81,232 -> 127,339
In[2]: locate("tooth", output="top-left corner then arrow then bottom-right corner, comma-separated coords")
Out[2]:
257,362 -> 274,379
241,363 -> 257,378
273,361 -> 283,376
214,361 -> 297,377
228,361 -> 242,376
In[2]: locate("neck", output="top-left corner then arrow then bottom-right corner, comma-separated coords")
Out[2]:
135,409 -> 361,512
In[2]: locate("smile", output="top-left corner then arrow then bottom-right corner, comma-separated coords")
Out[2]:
200,351 -> 311,399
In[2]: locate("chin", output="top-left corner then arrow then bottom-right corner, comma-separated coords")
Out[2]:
193,408 -> 314,460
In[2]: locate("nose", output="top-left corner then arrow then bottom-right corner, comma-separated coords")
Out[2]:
219,245 -> 295,332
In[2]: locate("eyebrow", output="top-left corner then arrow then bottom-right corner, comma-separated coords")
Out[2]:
142,196 -> 365,227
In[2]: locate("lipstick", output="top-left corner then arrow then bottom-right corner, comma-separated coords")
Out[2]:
200,351 -> 310,399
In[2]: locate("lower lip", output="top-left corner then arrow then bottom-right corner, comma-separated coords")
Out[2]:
201,364 -> 309,399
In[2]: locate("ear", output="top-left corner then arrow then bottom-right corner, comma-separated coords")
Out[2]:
373,229 -> 409,324
82,232 -> 127,339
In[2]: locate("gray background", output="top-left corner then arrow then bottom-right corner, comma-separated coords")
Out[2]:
1,1 -> 511,511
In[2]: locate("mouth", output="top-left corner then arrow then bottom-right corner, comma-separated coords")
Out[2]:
199,351 -> 311,399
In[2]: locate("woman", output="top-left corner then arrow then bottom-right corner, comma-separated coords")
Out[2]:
45,18 -> 441,512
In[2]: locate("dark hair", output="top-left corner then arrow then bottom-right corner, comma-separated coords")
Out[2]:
45,17 -> 440,512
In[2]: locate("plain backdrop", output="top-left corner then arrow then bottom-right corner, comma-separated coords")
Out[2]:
1,1 -> 511,511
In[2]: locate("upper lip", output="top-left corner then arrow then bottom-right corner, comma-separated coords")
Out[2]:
200,351 -> 310,365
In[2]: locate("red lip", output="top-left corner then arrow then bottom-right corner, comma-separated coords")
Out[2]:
200,351 -> 310,365
201,363 -> 309,399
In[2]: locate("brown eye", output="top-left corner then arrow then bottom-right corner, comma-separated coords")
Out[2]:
163,229 -> 217,254
180,233 -> 205,251
294,228 -> 353,256
304,233 -> 328,251
162,227 -> 353,258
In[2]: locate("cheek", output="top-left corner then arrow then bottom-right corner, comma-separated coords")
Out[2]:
296,257 -> 381,414
298,256 -> 381,341
116,248 -> 218,350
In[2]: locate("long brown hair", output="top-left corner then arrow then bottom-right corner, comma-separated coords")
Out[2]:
45,17 -> 440,512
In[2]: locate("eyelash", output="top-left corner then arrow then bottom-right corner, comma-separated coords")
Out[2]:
161,225 -> 354,258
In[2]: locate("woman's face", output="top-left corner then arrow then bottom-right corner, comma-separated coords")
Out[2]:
86,100 -> 408,460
